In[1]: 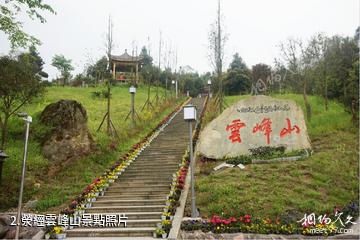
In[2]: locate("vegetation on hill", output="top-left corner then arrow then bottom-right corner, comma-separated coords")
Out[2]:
191,94 -> 358,221
0,85 -> 182,212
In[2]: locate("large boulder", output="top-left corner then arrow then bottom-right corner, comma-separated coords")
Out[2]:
40,100 -> 95,163
196,95 -> 311,159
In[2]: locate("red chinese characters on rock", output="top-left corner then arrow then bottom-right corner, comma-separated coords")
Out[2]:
280,118 -> 300,137
252,118 -> 272,144
226,117 -> 301,144
226,119 -> 246,143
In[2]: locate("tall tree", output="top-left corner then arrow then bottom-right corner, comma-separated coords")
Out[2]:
279,38 -> 312,121
0,0 -> 55,48
140,46 -> 153,67
0,55 -> 44,149
305,33 -> 330,110
18,45 -> 48,78
208,0 -> 227,113
86,56 -> 109,84
51,54 -> 74,86
97,16 -> 119,138
251,63 -> 272,95
224,53 -> 251,95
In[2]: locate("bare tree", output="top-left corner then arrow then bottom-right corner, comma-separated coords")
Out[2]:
279,38 -> 312,121
97,15 -> 119,139
153,30 -> 162,105
208,0 -> 227,113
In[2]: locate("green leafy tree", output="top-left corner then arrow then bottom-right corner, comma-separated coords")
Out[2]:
18,46 -> 48,78
139,46 -> 153,66
51,54 -> 74,86
224,53 -> 251,95
0,55 -> 45,149
0,0 -> 55,48
86,56 -> 109,84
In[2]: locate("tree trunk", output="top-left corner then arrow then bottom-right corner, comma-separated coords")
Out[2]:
107,78 -> 111,134
0,115 -> 9,150
325,76 -> 328,111
343,77 -> 347,102
351,99 -> 357,123
303,78 -> 312,122
323,65 -> 328,111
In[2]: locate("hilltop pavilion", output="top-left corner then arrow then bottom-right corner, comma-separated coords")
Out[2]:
110,49 -> 143,83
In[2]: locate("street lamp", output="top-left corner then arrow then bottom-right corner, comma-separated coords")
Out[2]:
171,80 -> 175,99
171,80 -> 178,99
0,150 -> 8,184
207,79 -> 212,98
183,104 -> 197,218
15,112 -> 32,240
129,86 -> 136,126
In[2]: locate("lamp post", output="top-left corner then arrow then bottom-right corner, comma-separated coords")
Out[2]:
129,86 -> 136,126
0,150 -> 8,184
15,113 -> 32,240
207,79 -> 212,98
171,80 -> 175,99
175,80 -> 178,99
183,104 -> 197,218
171,80 -> 178,99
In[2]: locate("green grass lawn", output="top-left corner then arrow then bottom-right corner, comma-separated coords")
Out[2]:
193,94 -> 359,220
0,84 -> 181,212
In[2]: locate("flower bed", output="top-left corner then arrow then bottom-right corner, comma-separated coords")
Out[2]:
199,146 -> 310,166
181,201 -> 359,236
154,96 -> 209,238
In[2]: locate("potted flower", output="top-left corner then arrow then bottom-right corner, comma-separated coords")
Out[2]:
107,174 -> 115,183
163,205 -> 173,213
161,212 -> 172,220
166,199 -> 174,206
155,228 -> 167,238
161,220 -> 172,232
52,226 -> 66,239
75,205 -> 85,215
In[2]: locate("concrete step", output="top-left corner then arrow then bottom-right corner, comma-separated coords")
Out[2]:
111,181 -> 171,187
119,172 -> 174,177
66,227 -> 156,238
141,148 -> 185,153
108,185 -> 170,190
118,176 -> 172,181
86,205 -> 164,213
130,159 -> 180,164
140,149 -> 185,154
96,195 -> 166,200
92,199 -> 165,207
124,168 -> 178,173
104,189 -> 169,196
129,162 -> 180,167
129,161 -> 181,169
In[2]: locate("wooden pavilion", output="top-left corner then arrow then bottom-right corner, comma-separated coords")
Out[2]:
110,49 -> 143,83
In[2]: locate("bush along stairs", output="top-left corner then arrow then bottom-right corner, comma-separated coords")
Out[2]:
58,98 -> 205,239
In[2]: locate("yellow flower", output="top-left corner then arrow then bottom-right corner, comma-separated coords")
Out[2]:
53,226 -> 63,234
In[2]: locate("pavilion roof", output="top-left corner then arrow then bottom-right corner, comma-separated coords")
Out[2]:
110,49 -> 143,62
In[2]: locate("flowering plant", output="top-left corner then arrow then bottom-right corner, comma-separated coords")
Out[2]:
155,228 -> 166,235
52,226 -> 64,234
161,220 -> 172,231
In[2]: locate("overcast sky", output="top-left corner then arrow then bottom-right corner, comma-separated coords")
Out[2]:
0,0 -> 358,79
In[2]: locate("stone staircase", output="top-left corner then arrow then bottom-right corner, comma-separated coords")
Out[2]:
66,98 -> 204,239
